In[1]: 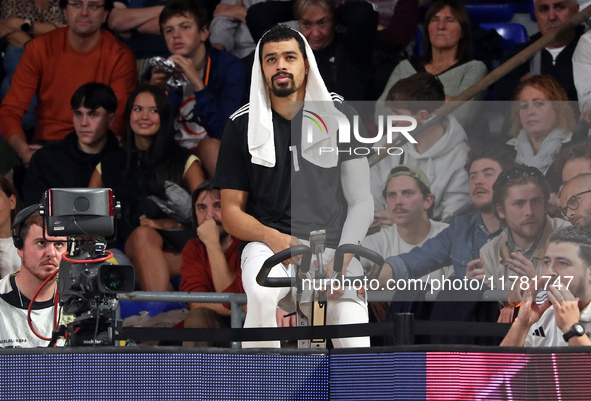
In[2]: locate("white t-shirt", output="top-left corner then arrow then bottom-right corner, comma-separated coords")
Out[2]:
0,274 -> 55,348
546,46 -> 565,65
525,298 -> 591,347
361,220 -> 453,283
0,237 -> 20,279
173,80 -> 209,150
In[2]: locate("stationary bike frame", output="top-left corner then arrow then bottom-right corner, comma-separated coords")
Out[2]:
256,231 -> 384,348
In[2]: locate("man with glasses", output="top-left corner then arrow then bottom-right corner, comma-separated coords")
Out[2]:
479,165 -> 570,293
561,173 -> 591,229
0,0 -> 137,165
553,141 -> 591,183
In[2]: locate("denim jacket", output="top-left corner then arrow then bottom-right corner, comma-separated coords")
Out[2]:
385,211 -> 502,280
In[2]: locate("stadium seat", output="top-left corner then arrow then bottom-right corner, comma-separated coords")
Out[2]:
466,4 -> 514,24
509,0 -> 531,14
480,23 -> 528,51
413,26 -> 424,58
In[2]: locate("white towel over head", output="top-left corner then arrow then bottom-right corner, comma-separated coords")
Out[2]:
248,26 -> 343,168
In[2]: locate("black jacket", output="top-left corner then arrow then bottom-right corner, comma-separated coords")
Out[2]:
493,25 -> 585,101
23,131 -> 120,206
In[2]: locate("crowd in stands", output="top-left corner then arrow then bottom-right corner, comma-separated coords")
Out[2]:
5,0 -> 591,349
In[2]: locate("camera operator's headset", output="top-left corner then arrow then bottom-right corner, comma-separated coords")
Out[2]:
11,204 -> 41,250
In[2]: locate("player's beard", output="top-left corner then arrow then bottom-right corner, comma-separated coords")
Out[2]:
270,72 -> 296,97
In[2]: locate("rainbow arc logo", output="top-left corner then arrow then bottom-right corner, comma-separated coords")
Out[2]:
304,110 -> 329,135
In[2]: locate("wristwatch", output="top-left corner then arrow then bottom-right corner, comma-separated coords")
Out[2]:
563,322 -> 586,342
21,18 -> 34,34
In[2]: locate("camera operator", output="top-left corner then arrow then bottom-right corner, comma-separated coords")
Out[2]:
0,206 -> 67,348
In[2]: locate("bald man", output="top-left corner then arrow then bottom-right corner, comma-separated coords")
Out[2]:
561,173 -> 591,229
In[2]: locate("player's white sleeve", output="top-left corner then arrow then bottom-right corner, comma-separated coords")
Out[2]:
573,31 -> 591,112
339,157 -> 373,246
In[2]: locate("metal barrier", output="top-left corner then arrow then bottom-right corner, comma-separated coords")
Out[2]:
118,289 -> 510,347
119,291 -> 247,348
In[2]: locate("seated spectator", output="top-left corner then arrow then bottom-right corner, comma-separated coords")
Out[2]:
179,181 -> 242,346
0,175 -> 21,278
553,140 -> 591,183
370,73 -> 470,222
495,0 -> 581,102
151,0 -> 246,178
245,0 -> 378,100
376,0 -> 487,128
505,75 -> 582,192
560,173 -> 591,230
362,165 -> 452,321
108,1 -> 168,79
501,226 -> 591,347
475,165 -> 569,321
370,0 -> 418,54
23,83 -> 120,206
573,29 -> 591,128
89,85 -> 205,291
0,0 -> 66,130
380,146 -> 516,283
367,0 -> 419,99
0,207 -> 67,348
209,0 -> 261,59
380,146 -> 515,344
0,0 -> 137,166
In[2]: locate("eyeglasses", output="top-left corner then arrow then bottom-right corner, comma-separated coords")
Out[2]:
67,1 -> 104,11
561,189 -> 591,219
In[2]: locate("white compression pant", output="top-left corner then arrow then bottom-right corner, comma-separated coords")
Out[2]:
240,241 -> 369,348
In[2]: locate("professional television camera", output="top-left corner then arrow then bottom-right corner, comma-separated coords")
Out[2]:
41,188 -> 135,346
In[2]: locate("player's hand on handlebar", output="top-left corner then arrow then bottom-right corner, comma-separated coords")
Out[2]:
267,232 -> 303,265
276,308 -> 297,327
324,254 -> 352,300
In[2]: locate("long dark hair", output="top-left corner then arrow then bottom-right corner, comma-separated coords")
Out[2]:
0,175 -> 22,224
123,85 -> 185,193
423,0 -> 471,64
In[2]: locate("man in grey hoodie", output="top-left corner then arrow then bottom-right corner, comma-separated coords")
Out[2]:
370,73 -> 470,223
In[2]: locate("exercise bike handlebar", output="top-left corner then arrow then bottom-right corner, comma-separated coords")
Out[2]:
257,243 -> 384,287
333,243 -> 384,281
256,245 -> 312,287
